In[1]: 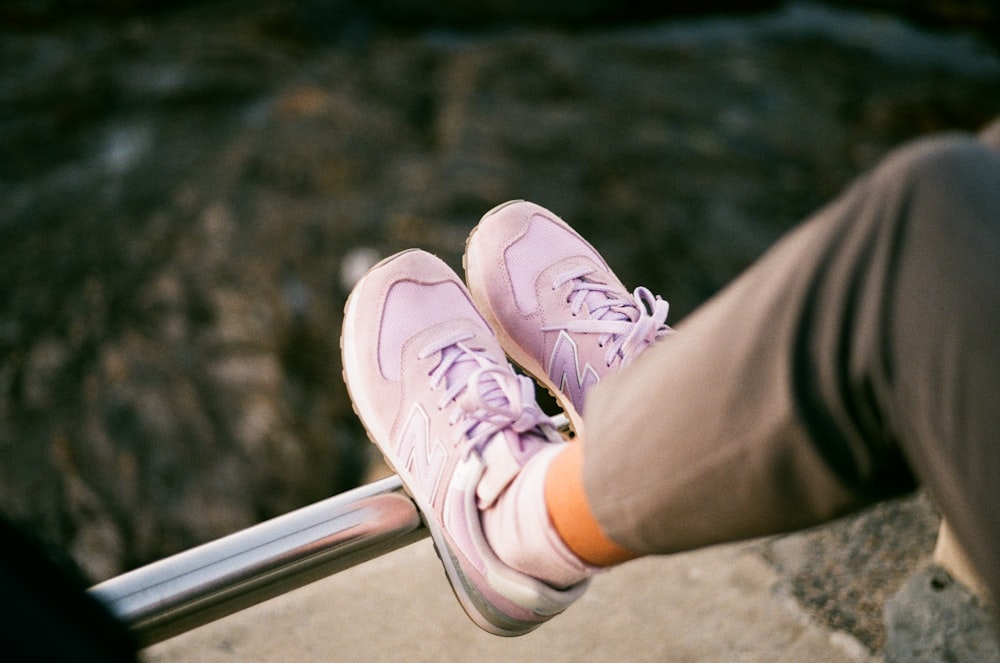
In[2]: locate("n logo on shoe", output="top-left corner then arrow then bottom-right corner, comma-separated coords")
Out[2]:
396,405 -> 448,504
547,330 -> 599,412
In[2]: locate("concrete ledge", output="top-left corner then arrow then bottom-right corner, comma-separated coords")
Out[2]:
145,539 -> 875,662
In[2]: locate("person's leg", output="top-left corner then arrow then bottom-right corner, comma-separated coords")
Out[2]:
921,117 -> 999,603
884,126 -> 1000,604
341,123 -> 999,635
574,128 -> 1000,603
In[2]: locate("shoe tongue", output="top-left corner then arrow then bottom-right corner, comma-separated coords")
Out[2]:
475,429 -> 548,509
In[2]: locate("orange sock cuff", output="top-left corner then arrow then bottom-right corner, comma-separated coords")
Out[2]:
544,442 -> 639,567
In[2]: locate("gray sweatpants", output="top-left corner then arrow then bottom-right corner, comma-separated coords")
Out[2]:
583,123 -> 1000,604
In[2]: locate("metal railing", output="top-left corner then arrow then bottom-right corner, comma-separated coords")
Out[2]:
88,475 -> 428,647
88,414 -> 570,647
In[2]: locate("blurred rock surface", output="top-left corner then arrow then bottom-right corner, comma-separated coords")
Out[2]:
884,564 -> 1000,662
1,0 -> 999,656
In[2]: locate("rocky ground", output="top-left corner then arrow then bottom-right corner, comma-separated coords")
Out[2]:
1,0 -> 999,658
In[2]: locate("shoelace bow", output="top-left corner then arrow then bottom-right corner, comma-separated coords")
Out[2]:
544,265 -> 671,367
418,331 -> 552,457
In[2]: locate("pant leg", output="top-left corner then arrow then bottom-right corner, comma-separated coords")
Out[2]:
582,130 -> 1000,603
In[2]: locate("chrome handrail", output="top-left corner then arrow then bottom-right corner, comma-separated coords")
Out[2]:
88,475 -> 427,646
89,414 -> 570,647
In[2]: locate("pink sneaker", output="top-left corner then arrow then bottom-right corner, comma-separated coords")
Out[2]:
341,249 -> 588,636
465,201 -> 672,435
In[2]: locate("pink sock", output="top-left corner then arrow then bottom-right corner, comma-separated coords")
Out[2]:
481,444 -> 597,589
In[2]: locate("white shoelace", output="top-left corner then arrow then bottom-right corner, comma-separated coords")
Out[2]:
543,266 -> 672,367
418,331 -> 552,457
